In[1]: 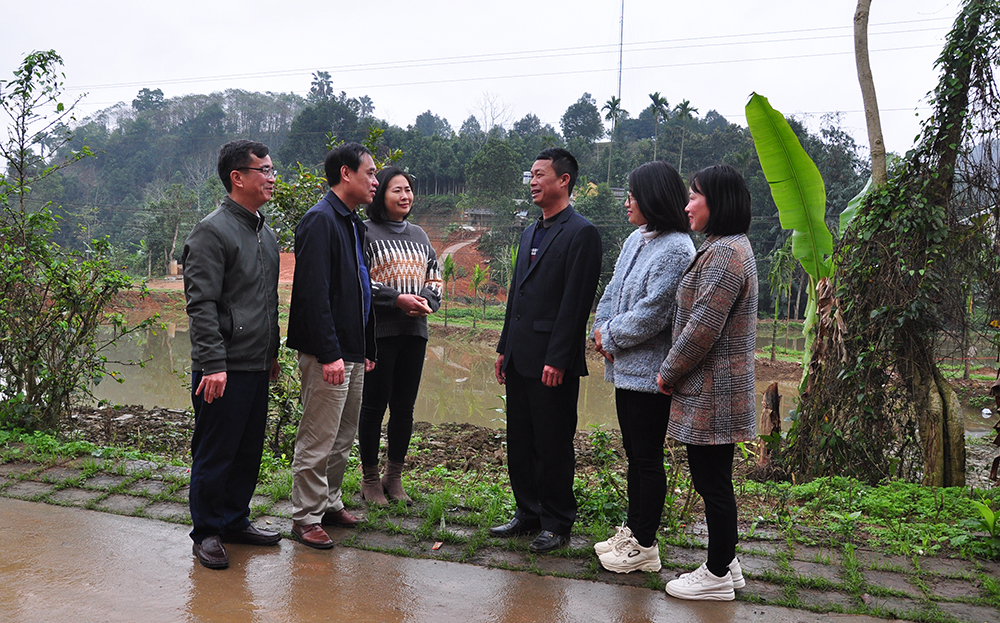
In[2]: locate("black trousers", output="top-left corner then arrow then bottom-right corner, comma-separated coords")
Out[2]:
616,388 -> 671,547
504,366 -> 579,535
188,369 -> 269,544
358,335 -> 427,466
687,443 -> 737,577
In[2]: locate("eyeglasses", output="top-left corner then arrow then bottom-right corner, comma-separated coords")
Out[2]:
238,166 -> 278,179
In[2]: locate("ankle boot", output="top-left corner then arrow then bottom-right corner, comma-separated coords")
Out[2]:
361,463 -> 388,506
381,460 -> 412,505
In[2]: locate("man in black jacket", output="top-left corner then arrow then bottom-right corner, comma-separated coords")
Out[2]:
286,143 -> 377,549
493,148 -> 602,553
182,140 -> 282,569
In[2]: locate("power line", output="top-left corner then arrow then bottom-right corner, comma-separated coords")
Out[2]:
64,18 -> 952,97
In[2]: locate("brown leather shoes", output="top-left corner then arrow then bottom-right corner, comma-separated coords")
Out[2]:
193,535 -> 229,569
292,522 -> 334,549
321,507 -> 360,528
222,523 -> 281,546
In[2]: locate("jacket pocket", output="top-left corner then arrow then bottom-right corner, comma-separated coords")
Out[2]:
533,320 -> 555,333
673,367 -> 704,397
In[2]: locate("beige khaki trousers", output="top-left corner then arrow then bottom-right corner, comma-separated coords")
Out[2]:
291,354 -> 364,524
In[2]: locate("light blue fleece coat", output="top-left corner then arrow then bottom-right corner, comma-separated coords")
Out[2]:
593,229 -> 695,393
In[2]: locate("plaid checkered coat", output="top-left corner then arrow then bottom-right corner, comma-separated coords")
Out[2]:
658,234 -> 757,445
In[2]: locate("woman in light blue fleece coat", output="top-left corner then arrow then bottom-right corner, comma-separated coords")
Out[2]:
590,161 -> 695,574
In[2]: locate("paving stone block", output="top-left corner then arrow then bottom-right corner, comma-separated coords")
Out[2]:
660,545 -> 707,568
143,502 -> 190,521
798,587 -> 854,611
96,494 -> 147,514
83,474 -> 126,490
863,594 -> 924,618
925,576 -> 983,600
739,553 -> 782,577
739,580 -> 787,604
477,548 -> 531,570
793,544 -> 842,565
740,540 -> 788,557
47,487 -> 104,506
935,600 -> 1000,623
123,460 -> 158,475
916,556 -> 975,578
856,548 -> 914,572
38,467 -> 84,484
4,481 -> 54,499
865,569 -> 922,598
534,555 -> 591,578
0,463 -> 41,477
158,465 -> 190,480
126,479 -> 169,495
253,516 -> 288,534
791,559 -> 842,583
64,457 -> 104,469
268,500 -> 293,518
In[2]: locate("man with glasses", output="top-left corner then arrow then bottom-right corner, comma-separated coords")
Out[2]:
286,142 -> 378,549
182,139 -> 282,569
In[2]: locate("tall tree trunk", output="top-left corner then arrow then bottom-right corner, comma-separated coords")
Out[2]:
854,0 -> 888,186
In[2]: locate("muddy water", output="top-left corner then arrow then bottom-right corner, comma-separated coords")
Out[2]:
1,496 -> 845,623
90,327 -> 993,435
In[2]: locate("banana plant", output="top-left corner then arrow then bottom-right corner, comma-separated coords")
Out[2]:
746,93 -> 832,383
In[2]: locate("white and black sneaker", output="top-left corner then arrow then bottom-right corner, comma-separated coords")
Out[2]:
598,535 -> 662,573
665,562 -> 735,601
593,523 -> 632,556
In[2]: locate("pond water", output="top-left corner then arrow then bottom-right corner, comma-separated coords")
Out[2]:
90,326 -> 993,435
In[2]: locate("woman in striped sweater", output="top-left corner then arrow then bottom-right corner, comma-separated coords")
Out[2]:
359,167 -> 442,505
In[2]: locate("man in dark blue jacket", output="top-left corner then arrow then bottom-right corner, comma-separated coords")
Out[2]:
286,143 -> 377,549
493,148 -> 602,553
183,139 -> 282,569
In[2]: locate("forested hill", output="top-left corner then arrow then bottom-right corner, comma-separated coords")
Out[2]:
35,80 -> 868,309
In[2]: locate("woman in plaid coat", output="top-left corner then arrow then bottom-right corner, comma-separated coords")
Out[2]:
657,164 -> 757,601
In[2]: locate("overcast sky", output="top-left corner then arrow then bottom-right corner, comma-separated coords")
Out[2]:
3,0 -> 962,157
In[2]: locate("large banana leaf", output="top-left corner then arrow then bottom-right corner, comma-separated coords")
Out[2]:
746,93 -> 832,279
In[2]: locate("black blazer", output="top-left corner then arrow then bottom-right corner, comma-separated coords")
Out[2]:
497,205 -> 602,379
286,191 -> 376,364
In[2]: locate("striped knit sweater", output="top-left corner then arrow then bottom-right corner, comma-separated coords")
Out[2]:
363,219 -> 442,340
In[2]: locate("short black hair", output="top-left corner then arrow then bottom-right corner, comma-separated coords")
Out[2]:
324,142 -> 372,188
627,161 -> 689,234
217,140 -> 269,193
535,147 -> 579,196
690,164 -> 752,236
367,167 -> 415,224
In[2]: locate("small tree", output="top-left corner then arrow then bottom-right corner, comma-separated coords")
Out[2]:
469,263 -> 488,327
441,253 -> 455,328
0,51 -> 152,430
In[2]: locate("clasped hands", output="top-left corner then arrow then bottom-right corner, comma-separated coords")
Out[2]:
396,294 -> 432,317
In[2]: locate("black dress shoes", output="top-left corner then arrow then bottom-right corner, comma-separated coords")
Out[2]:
221,524 -> 282,546
529,530 -> 569,553
193,535 -> 229,569
489,516 -> 540,538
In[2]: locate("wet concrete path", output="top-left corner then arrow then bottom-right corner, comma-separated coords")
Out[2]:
0,497 -> 882,623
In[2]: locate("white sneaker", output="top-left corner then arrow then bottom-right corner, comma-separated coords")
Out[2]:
598,535 -> 662,573
593,523 -> 632,556
665,562 -> 735,601
730,557 -> 745,589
